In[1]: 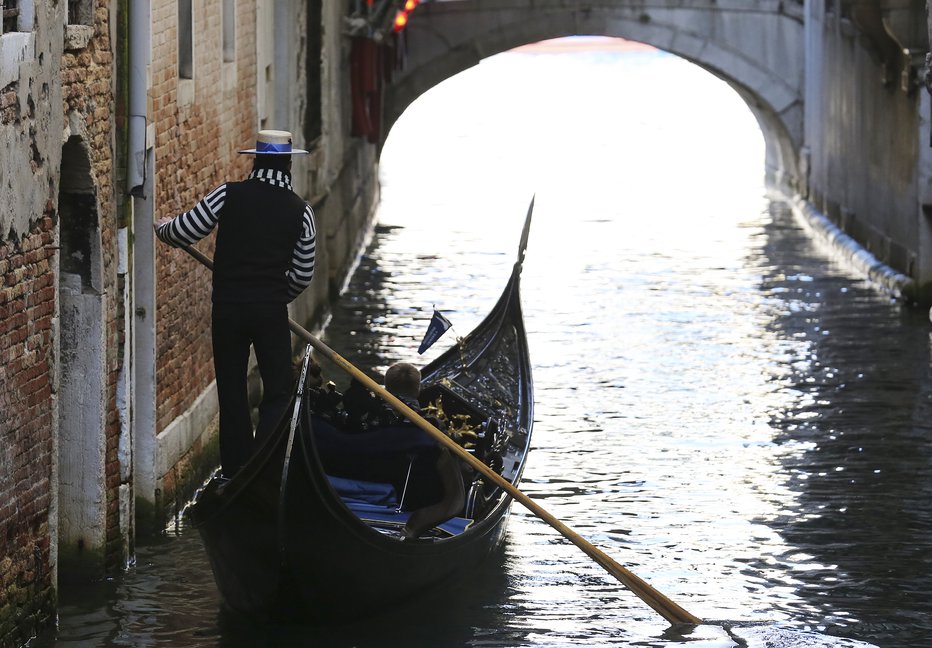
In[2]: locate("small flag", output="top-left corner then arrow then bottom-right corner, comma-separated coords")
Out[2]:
418,309 -> 452,354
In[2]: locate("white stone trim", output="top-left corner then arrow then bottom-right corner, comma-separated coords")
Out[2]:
156,381 -> 218,479
177,77 -> 194,106
64,24 -> 93,51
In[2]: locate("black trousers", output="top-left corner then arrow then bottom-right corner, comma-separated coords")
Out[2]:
212,301 -> 293,476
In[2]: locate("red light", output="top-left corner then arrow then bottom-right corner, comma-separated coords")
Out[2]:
393,11 -> 408,31
404,0 -> 418,11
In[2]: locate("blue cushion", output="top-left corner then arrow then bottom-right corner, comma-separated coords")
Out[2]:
327,475 -> 398,506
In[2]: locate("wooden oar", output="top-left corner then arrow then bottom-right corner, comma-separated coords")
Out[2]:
180,243 -> 703,626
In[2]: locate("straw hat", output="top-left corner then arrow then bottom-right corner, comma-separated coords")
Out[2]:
238,129 -> 309,155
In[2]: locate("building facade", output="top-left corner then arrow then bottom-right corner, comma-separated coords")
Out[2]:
0,0 -> 398,644
2,0 -> 124,641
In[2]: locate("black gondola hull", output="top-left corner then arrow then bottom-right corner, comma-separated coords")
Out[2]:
190,205 -> 534,623
278,446 -> 513,621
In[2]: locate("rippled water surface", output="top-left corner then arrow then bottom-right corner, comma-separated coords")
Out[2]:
40,39 -> 932,648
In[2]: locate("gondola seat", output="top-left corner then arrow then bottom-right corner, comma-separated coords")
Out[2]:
327,476 -> 472,537
326,475 -> 398,506
310,415 -> 465,519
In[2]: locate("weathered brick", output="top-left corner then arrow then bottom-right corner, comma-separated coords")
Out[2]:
2,0 -> 121,642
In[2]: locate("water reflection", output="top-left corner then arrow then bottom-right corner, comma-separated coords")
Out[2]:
750,203 -> 932,644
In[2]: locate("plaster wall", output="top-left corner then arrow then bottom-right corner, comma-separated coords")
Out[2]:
1,24 -> 62,240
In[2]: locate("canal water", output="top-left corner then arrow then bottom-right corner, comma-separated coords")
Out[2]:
40,38 -> 932,647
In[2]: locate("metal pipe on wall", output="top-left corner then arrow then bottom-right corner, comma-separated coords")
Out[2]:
128,0 -> 149,197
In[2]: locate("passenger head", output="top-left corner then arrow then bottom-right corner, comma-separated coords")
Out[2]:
384,362 -> 421,402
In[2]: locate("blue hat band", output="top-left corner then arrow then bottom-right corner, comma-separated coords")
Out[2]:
255,141 -> 292,154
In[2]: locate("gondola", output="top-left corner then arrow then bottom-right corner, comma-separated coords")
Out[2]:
189,205 -> 534,623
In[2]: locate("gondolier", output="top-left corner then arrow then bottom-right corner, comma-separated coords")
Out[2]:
155,129 -> 316,477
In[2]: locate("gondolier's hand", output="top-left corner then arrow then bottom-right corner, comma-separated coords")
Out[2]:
154,216 -> 173,231
153,216 -> 176,246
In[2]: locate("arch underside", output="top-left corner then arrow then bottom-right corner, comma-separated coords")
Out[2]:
386,5 -> 804,191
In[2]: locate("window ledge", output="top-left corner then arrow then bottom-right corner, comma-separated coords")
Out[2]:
64,24 -> 94,51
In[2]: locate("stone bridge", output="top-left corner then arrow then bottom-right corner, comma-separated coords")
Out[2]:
388,1 -> 806,192
384,0 -> 932,301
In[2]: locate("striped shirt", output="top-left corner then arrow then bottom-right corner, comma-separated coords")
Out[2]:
156,169 -> 316,301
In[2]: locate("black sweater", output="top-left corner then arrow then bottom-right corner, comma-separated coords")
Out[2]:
212,178 -> 306,303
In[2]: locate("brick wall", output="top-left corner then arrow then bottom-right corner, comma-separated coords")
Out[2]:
0,217 -> 56,646
1,1 -> 378,644
151,0 -> 257,431
1,3 -> 61,643
1,0 -> 120,644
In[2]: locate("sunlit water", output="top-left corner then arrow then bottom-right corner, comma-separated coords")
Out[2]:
39,39 -> 932,648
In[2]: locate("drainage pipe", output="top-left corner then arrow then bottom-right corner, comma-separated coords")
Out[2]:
128,0 -> 150,197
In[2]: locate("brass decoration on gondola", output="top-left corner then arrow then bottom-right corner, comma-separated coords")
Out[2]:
424,395 -> 480,448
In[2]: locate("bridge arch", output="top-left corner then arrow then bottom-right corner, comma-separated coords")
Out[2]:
385,1 -> 805,192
